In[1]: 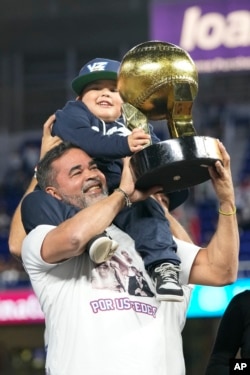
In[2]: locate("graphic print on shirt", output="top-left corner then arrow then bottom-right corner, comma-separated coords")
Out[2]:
105,123 -> 131,137
91,249 -> 154,297
91,120 -> 131,137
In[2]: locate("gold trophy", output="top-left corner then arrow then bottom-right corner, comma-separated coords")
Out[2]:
118,41 -> 222,193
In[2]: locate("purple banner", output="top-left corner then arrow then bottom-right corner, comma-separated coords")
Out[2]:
150,0 -> 250,72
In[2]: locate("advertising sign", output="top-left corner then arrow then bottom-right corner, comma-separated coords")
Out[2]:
150,0 -> 250,72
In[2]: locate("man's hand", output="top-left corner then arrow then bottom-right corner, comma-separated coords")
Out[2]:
119,157 -> 161,203
40,114 -> 62,159
208,140 -> 235,210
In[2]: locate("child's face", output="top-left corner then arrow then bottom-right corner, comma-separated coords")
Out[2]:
80,80 -> 123,122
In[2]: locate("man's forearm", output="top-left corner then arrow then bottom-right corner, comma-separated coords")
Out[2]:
189,141 -> 239,286
190,204 -> 239,286
41,189 -> 128,263
206,201 -> 239,284
206,143 -> 239,284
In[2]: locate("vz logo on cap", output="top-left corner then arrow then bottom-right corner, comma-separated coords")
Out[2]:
87,62 -> 108,72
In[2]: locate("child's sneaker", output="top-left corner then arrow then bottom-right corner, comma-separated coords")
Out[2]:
151,263 -> 184,302
87,232 -> 118,264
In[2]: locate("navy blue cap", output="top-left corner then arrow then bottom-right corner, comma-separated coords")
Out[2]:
71,58 -> 120,95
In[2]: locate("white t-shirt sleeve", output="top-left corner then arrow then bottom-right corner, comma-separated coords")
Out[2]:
21,224 -> 58,275
174,237 -> 200,285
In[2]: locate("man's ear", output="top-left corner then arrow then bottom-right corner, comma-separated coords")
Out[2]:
45,186 -> 62,200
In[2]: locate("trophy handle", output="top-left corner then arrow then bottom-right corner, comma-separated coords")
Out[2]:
122,103 -> 152,147
166,83 -> 197,138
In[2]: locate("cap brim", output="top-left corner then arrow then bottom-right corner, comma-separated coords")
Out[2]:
167,189 -> 189,211
72,71 -> 118,95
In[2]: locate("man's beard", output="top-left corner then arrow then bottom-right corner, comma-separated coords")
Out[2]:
60,187 -> 109,209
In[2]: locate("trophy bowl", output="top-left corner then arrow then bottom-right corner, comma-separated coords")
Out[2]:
118,40 -> 222,193
129,136 -> 221,193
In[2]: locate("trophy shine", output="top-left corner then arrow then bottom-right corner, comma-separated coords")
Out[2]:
118,40 -> 222,193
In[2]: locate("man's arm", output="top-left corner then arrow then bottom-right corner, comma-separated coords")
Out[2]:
39,157 -> 160,264
8,114 -> 62,258
189,141 -> 239,286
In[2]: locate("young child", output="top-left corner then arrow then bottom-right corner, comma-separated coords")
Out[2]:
51,57 -> 188,302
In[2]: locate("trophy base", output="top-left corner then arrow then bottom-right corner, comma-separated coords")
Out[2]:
130,136 -> 222,193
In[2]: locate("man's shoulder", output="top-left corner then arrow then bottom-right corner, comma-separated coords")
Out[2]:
21,189 -> 79,233
22,189 -> 60,210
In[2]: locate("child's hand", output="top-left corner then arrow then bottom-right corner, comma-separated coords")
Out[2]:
127,128 -> 151,152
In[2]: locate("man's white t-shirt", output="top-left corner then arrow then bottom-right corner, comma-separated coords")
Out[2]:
22,224 -> 200,375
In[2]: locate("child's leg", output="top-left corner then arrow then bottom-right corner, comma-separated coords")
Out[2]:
114,197 -> 183,302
